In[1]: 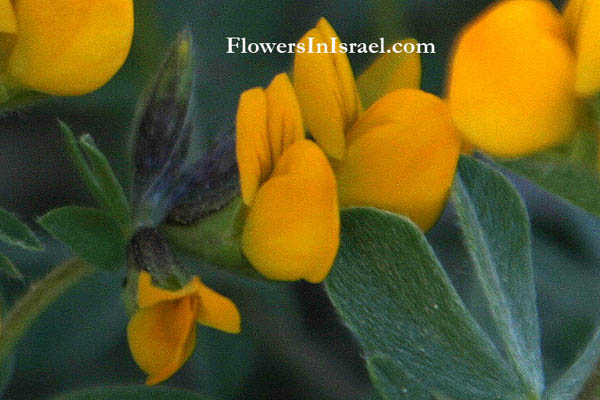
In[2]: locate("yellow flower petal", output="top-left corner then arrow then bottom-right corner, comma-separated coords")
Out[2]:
127,296 -> 198,385
336,89 -> 460,231
357,39 -> 421,108
242,140 -> 339,283
563,0 -> 586,41
0,0 -> 16,34
137,271 -> 202,309
293,18 -> 361,160
566,0 -> 600,96
236,73 -> 304,205
265,73 -> 305,168
197,284 -> 241,334
7,0 -> 133,96
236,87 -> 270,205
447,0 -> 577,157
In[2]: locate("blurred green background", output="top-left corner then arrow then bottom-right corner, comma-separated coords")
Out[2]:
1,0 -> 597,399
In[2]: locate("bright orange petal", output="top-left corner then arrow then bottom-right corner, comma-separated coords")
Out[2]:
137,271 -> 202,309
236,87 -> 270,205
236,74 -> 304,205
197,283 -> 241,334
357,38 -> 421,108
336,89 -> 460,231
242,140 -> 339,283
293,18 -> 361,160
127,296 -> 198,385
447,0 -> 577,157
315,18 -> 362,126
7,0 -> 133,95
265,73 -> 305,164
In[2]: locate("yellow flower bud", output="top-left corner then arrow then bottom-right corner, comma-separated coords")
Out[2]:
2,0 -> 133,96
236,73 -> 340,282
127,272 -> 240,385
293,18 -> 362,160
336,89 -> 460,231
447,0 -> 579,157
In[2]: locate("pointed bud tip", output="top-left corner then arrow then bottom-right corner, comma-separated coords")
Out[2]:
176,28 -> 193,67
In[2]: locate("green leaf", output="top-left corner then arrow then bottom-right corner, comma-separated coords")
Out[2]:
79,134 -> 131,235
452,156 -> 543,395
501,157 -> 600,215
544,326 -> 600,400
49,385 -> 212,400
60,122 -> 131,236
325,207 -> 531,399
0,253 -> 23,280
366,354 -> 432,400
38,207 -> 126,271
0,208 -> 43,251
498,129 -> 600,218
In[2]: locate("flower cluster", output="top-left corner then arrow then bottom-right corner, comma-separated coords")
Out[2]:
0,0 -> 133,97
236,18 -> 460,283
106,0 -> 600,386
236,0 -> 600,284
32,0 -> 598,387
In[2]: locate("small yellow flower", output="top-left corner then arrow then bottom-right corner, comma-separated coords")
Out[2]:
1,0 -> 133,96
127,271 -> 240,385
293,18 -> 460,231
236,73 -> 339,282
447,0 -> 600,158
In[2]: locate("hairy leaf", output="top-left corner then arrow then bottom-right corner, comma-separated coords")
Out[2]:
453,155 -> 543,395
325,208 -> 532,399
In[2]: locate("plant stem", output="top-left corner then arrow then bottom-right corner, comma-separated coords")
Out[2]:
0,258 -> 95,363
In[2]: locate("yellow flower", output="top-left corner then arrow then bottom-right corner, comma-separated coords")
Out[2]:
236,72 -> 339,283
127,271 -> 240,385
446,0 -> 600,158
293,18 -> 460,231
0,0 -> 133,96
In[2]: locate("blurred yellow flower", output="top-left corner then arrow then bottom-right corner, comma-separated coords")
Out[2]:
0,0 -> 133,96
236,73 -> 339,283
294,18 -> 460,231
447,0 -> 599,158
127,271 -> 240,385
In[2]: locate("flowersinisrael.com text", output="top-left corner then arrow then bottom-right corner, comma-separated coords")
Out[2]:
226,37 -> 435,54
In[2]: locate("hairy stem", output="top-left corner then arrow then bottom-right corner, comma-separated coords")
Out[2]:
0,258 -> 95,363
